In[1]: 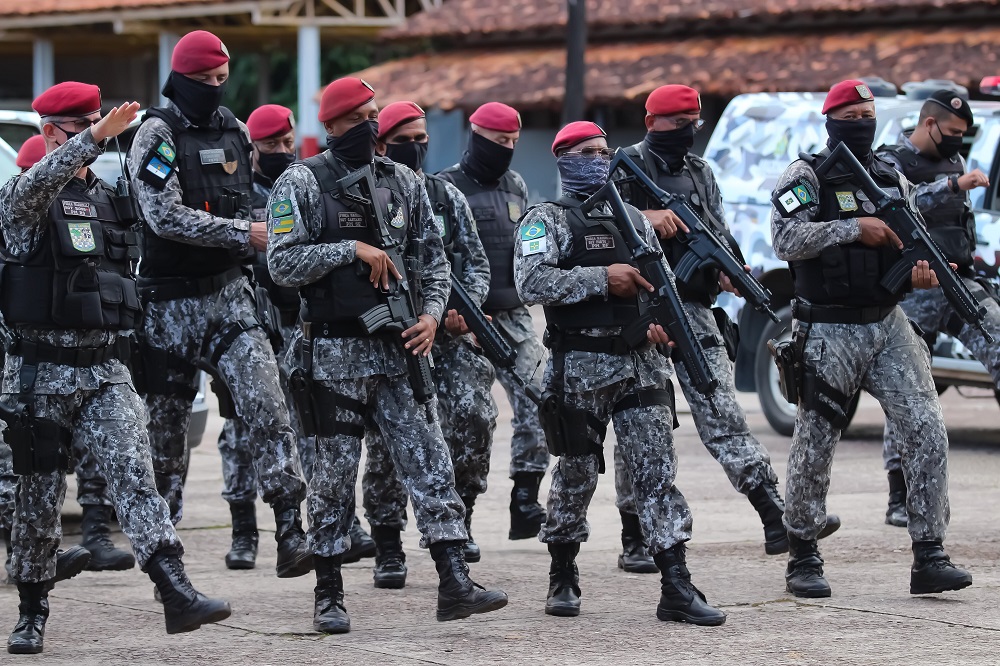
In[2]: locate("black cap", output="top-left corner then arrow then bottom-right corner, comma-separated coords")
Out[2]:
926,89 -> 974,125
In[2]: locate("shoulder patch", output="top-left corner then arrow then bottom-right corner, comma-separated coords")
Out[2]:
272,216 -> 295,234
156,141 -> 176,164
520,220 -> 546,241
522,236 -> 547,256
270,199 -> 293,217
138,150 -> 174,189
772,178 -> 817,216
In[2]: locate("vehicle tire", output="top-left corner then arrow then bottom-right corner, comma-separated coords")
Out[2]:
754,305 -> 798,436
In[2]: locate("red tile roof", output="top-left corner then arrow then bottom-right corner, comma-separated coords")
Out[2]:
356,25 -> 1000,111
0,0 -> 225,15
386,0 -> 1000,40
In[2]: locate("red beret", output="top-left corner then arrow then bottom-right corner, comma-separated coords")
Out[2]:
16,135 -> 47,170
469,102 -> 521,132
822,79 -> 874,114
319,77 -> 376,123
246,104 -> 295,142
552,121 -> 607,156
645,85 -> 701,116
377,101 -> 425,140
171,30 -> 230,75
32,81 -> 102,118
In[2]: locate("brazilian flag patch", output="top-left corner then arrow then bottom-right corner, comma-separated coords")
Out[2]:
272,216 -> 295,234
520,221 -> 546,241
271,199 -> 293,217
156,142 -> 176,164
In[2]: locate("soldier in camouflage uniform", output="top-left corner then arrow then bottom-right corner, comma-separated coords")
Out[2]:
516,121 -> 725,626
359,101 -> 497,587
438,102 -> 549,541
876,91 -> 996,528
266,77 -> 507,633
1,83 -> 230,654
214,104 -> 375,570
615,85 -> 840,570
770,79 -> 971,598
126,31 -> 310,579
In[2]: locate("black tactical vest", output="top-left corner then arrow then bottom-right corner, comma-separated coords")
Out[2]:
299,153 -> 409,330
880,143 -> 974,267
618,143 -> 722,305
438,165 -> 526,311
1,176 -> 141,330
138,106 -> 253,280
789,153 -> 906,307
423,173 -> 455,260
248,178 -> 300,315
542,197 -> 641,330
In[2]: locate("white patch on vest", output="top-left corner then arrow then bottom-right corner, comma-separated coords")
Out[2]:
199,149 -> 226,165
585,234 -> 615,250
522,237 -> 547,256
62,201 -> 97,218
778,190 -> 800,213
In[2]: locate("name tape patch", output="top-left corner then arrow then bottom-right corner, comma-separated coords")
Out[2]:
585,234 -> 615,251
339,211 -> 366,228
62,201 -> 97,218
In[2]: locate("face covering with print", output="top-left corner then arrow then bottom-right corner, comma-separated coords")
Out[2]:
826,117 -> 877,164
557,153 -> 611,197
328,119 -> 378,168
386,140 -> 428,173
461,131 -> 514,183
162,71 -> 227,127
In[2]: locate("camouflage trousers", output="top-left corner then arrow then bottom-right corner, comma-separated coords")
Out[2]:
143,278 -> 305,524
786,306 -> 950,543
7,382 -> 181,582
491,307 -> 550,477
363,335 -> 499,528
309,373 -> 467,558
217,324 -> 316,504
539,356 -> 692,554
617,303 -> 778,515
883,280 -> 1000,471
0,435 -> 112,532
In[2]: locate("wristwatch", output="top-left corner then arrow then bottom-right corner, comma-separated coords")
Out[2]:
232,219 -> 252,232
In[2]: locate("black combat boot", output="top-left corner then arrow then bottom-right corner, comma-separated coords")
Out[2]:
654,544 -> 727,626
371,525 -> 407,589
342,516 -> 377,564
910,540 -> 972,595
618,511 -> 658,574
461,496 -> 481,563
430,540 -> 508,622
146,547 -> 231,634
80,505 -> 136,571
313,555 -> 350,634
747,483 -> 842,555
545,543 -> 581,617
7,582 -> 48,654
50,546 -> 92,589
886,469 -> 908,528
509,472 -> 546,540
225,502 -> 258,570
785,534 -> 831,598
274,505 -> 313,578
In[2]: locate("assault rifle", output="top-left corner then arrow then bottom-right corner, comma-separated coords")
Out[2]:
611,150 -> 779,323
342,165 -> 436,403
815,142 -> 994,344
447,275 -> 543,404
581,179 -> 719,396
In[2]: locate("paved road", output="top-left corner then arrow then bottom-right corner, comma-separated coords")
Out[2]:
2,358 -> 998,664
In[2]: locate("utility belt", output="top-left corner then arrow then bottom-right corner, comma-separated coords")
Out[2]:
138,267 -> 246,303
5,335 -> 131,368
791,299 -> 896,325
543,323 -> 651,356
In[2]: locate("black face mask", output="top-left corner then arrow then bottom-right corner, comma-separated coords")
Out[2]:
329,119 -> 378,168
826,117 -> 877,164
460,131 -> 514,183
930,122 -> 963,160
162,71 -> 227,127
257,152 -> 295,183
645,125 -> 695,172
386,140 -> 428,173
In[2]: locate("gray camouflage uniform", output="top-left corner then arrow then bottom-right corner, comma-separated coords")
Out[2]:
771,158 -> 950,544
0,130 -> 182,582
267,157 -> 466,556
515,200 -> 693,553
615,146 -> 777,517
363,176 -> 497,527
877,138 -> 1000,472
127,102 -> 305,523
